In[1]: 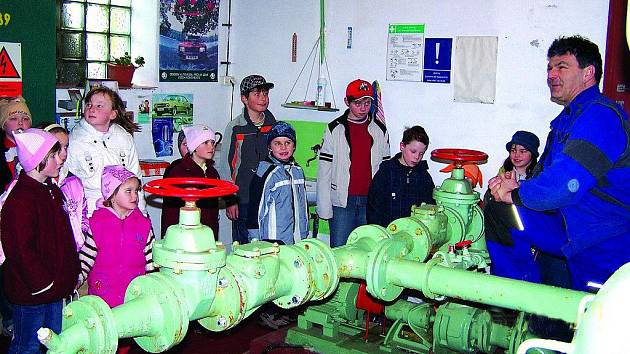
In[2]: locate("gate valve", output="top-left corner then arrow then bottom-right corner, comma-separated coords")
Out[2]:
144,177 -> 239,205
432,148 -> 488,188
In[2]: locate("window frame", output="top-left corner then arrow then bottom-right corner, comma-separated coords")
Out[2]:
56,0 -> 132,87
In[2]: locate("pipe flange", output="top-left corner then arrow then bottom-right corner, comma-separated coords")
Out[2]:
366,240 -> 405,301
421,257 -> 444,300
297,238 -> 339,300
346,224 -> 390,247
153,240 -> 227,271
438,206 -> 466,244
273,245 -> 314,309
62,295 -> 118,353
199,267 -> 245,331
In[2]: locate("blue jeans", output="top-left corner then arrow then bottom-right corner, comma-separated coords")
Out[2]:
231,203 -> 250,245
10,300 -> 63,354
329,195 -> 367,248
0,266 -> 13,328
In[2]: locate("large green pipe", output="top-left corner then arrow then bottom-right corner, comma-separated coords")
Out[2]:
327,224 -> 588,324
385,258 -> 588,324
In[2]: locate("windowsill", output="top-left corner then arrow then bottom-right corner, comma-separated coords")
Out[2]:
56,84 -> 158,90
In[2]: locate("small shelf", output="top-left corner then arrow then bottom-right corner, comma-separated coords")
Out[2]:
282,102 -> 339,112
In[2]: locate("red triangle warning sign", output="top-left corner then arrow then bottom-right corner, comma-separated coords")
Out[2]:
0,47 -> 20,79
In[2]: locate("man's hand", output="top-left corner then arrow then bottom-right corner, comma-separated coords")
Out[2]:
489,171 -> 519,204
226,204 -> 239,220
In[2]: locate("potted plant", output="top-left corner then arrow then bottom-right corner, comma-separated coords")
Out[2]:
107,52 -> 145,87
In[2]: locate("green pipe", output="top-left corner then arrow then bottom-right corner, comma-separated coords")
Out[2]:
111,296 -> 163,339
319,0 -> 325,65
38,324 -> 90,354
386,258 -> 589,324
384,300 -> 432,330
489,322 -> 512,349
332,224 -> 389,278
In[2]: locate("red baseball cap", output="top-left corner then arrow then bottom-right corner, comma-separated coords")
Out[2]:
345,79 -> 374,102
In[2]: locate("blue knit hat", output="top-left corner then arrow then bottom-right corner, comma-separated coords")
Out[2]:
506,131 -> 540,157
267,121 -> 296,146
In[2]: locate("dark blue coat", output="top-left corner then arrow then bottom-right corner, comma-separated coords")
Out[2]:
514,86 -> 630,256
367,153 -> 435,227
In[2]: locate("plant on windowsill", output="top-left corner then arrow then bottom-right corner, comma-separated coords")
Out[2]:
107,52 -> 146,88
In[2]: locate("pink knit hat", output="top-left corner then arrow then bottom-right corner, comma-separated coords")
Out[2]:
14,128 -> 58,172
100,165 -> 138,201
183,124 -> 215,153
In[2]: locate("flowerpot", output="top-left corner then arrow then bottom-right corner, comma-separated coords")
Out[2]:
107,63 -> 136,87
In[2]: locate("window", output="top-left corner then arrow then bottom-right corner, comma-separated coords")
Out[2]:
56,0 -> 132,86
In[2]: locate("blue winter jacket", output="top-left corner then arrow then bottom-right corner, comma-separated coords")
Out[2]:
513,86 -> 630,258
367,153 -> 435,227
247,155 -> 309,245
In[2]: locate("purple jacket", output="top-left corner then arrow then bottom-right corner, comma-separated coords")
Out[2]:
58,173 -> 90,251
88,207 -> 151,307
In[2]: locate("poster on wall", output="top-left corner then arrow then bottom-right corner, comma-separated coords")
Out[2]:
386,24 -> 425,82
159,0 -> 220,82
422,38 -> 453,84
152,118 -> 174,157
137,95 -> 152,124
151,93 -> 194,132
0,42 -> 22,97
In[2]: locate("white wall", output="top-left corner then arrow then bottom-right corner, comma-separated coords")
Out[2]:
57,0 -> 611,242
56,0 -> 236,242
228,0 -> 610,187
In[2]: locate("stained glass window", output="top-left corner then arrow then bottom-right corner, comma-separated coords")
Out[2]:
57,0 -> 131,85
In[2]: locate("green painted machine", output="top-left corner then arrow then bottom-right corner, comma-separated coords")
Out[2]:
39,150 -> 630,354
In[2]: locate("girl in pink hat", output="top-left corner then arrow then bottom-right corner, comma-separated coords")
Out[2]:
161,124 -> 222,239
1,128 -> 80,354
79,165 -> 154,307
79,165 -> 154,354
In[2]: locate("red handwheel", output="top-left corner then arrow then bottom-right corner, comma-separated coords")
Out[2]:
144,177 -> 239,203
431,148 -> 488,166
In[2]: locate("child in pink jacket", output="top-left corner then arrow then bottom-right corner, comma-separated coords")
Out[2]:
79,165 -> 154,308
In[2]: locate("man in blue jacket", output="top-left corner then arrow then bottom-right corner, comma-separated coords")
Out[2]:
489,35 -> 630,292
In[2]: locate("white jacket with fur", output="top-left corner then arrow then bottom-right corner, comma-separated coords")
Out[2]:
66,119 -> 145,216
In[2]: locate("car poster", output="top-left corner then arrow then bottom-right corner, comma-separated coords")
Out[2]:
159,0 -> 220,82
152,93 -> 194,132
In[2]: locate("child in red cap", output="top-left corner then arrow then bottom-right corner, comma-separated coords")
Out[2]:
316,79 -> 390,247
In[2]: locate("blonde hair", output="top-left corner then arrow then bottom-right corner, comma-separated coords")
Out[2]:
84,87 -> 141,134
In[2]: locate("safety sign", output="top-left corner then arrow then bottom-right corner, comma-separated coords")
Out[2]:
0,42 -> 22,97
423,38 -> 452,83
386,24 -> 425,82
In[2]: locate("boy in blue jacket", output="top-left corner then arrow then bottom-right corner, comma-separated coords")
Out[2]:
247,121 -> 309,245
